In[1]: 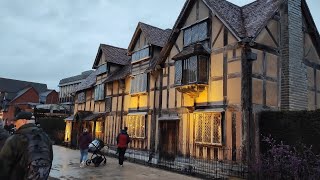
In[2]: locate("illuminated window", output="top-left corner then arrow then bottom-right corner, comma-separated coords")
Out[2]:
125,115 -> 146,138
195,113 -> 222,145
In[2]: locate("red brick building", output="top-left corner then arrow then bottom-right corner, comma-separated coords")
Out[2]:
0,77 -> 58,123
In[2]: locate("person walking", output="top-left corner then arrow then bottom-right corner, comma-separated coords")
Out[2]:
78,128 -> 92,168
116,127 -> 131,167
0,111 -> 53,180
0,120 -> 9,150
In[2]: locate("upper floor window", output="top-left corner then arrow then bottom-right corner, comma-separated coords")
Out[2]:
132,46 -> 150,63
130,73 -> 148,94
175,55 -> 208,85
195,113 -> 222,145
94,84 -> 105,101
105,96 -> 112,112
96,64 -> 108,75
183,21 -> 208,47
77,92 -> 85,103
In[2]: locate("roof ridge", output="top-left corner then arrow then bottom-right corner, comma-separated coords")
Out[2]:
138,22 -> 168,31
0,77 -> 46,86
100,43 -> 127,50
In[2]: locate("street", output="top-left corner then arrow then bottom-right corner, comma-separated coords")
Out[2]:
49,145 -> 199,180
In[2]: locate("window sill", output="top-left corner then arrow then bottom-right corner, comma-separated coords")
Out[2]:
195,142 -> 222,147
130,137 -> 146,140
175,84 -> 207,97
130,92 -> 148,96
131,56 -> 151,64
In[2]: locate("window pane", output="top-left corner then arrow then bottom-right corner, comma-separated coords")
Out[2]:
182,58 -> 189,84
198,56 -> 208,83
203,113 -> 212,143
213,114 -> 222,144
141,116 -> 145,138
184,28 -> 192,46
192,24 -> 199,43
105,97 -> 112,112
195,114 -> 203,142
175,60 -> 182,85
188,56 -> 197,83
198,21 -> 208,41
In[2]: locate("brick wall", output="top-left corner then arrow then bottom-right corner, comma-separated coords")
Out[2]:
280,0 -> 308,110
3,87 -> 39,121
46,91 -> 59,104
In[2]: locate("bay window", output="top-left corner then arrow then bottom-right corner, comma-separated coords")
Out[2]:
175,55 -> 208,85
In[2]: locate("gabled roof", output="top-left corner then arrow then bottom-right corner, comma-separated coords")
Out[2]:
103,64 -> 132,83
0,77 -> 47,95
9,87 -> 35,103
92,44 -> 130,69
128,22 -> 172,52
74,71 -> 97,92
149,0 -> 286,70
59,70 -> 93,85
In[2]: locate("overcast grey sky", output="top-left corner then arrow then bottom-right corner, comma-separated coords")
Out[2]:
0,0 -> 319,90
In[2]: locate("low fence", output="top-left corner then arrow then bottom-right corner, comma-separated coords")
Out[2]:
103,144 -> 247,179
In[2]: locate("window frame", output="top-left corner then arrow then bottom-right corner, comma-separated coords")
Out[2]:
126,115 -> 146,139
194,112 -> 222,146
183,19 -> 209,47
130,73 -> 149,95
77,92 -> 86,103
94,84 -> 105,101
174,55 -> 209,86
131,45 -> 151,63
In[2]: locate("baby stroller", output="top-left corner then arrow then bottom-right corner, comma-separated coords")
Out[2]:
86,139 -> 107,167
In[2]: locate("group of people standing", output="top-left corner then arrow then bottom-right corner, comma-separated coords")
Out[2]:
0,111 -> 53,180
78,126 -> 131,167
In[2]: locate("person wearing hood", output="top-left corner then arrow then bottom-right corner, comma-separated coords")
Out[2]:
0,120 -> 9,150
78,128 -> 92,168
116,127 -> 131,167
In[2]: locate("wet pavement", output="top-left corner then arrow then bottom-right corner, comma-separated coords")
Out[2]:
49,145 -> 199,180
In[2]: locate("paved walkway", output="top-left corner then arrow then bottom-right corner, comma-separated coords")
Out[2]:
49,145 -> 199,180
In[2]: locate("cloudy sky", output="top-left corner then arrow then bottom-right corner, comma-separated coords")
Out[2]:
0,0 -> 319,90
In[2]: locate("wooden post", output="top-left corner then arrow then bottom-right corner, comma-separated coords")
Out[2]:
241,43 -> 255,167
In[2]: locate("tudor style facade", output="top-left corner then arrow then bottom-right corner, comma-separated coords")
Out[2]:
65,0 -> 320,162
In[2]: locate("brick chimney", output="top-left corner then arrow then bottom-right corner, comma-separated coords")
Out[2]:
280,0 -> 308,110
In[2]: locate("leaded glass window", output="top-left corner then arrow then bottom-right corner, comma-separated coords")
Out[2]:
183,21 -> 208,47
105,97 -> 112,112
195,113 -> 222,145
126,115 -> 146,138
132,46 -> 150,63
131,73 -> 148,94
94,84 -> 105,101
77,92 -> 85,103
174,56 -> 208,85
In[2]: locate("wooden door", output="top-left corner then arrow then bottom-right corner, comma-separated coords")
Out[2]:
159,121 -> 178,161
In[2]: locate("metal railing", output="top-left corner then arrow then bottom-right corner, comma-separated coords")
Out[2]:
103,143 -> 247,179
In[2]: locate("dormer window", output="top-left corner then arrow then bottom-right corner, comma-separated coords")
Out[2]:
183,20 -> 208,47
132,46 -> 151,63
96,64 -> 108,75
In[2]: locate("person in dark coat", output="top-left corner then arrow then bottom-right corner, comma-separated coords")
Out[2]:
78,128 -> 92,168
0,120 -> 9,150
116,127 -> 131,167
0,111 -> 53,180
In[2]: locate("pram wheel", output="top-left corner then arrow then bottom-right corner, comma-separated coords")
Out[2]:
86,159 -> 91,166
